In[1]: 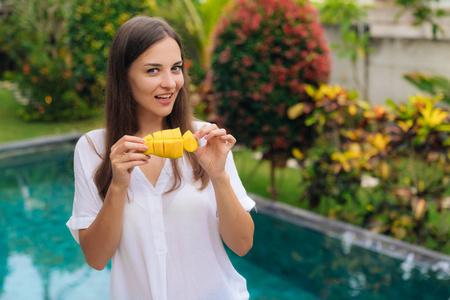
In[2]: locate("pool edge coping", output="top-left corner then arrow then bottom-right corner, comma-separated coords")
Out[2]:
0,132 -> 83,154
250,193 -> 450,267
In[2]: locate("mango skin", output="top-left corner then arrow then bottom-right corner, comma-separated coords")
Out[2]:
141,127 -> 198,158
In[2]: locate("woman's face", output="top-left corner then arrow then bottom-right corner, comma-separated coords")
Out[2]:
128,36 -> 184,122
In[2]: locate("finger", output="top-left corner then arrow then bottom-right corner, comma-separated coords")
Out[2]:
121,141 -> 149,153
204,128 -> 227,140
111,135 -> 146,154
113,152 -> 150,164
111,140 -> 148,157
193,123 -> 219,139
220,134 -> 236,146
113,159 -> 149,174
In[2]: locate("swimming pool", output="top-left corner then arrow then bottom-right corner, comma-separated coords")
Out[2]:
0,143 -> 449,299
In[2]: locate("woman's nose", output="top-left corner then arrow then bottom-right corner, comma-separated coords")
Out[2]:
161,72 -> 176,89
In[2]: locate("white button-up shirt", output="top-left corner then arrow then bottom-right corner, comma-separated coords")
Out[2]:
66,122 -> 256,300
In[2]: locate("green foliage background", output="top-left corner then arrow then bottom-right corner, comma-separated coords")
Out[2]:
68,0 -> 151,110
0,0 -> 151,121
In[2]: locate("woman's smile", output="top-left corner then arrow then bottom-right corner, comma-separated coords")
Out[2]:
155,93 -> 174,105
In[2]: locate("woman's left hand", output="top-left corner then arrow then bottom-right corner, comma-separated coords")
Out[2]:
193,123 -> 236,179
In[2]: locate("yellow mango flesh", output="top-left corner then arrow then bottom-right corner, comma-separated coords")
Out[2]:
172,127 -> 182,139
143,133 -> 154,141
182,130 -> 198,152
162,129 -> 173,139
153,140 -> 165,157
142,140 -> 154,155
153,131 -> 163,139
172,139 -> 184,157
141,128 -> 198,158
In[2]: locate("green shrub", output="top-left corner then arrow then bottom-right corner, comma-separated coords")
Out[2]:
289,84 -> 450,253
0,0 -> 151,121
0,0 -> 86,121
209,0 -> 330,199
403,72 -> 450,106
67,0 -> 151,110
10,63 -> 91,121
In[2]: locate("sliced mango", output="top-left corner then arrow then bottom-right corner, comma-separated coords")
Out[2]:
172,139 -> 184,157
182,130 -> 198,152
141,127 -> 198,158
162,129 -> 173,139
153,131 -> 163,140
172,127 -> 182,139
143,133 -> 154,141
153,140 -> 165,157
164,140 -> 174,158
142,140 -> 154,155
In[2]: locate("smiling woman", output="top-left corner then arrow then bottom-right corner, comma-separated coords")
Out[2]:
65,16 -> 255,300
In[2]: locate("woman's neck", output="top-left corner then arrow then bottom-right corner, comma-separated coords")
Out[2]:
136,118 -> 165,138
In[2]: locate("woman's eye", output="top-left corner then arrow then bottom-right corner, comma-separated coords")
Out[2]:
147,68 -> 158,74
172,65 -> 182,72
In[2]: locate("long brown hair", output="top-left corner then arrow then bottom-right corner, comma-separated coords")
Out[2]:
94,16 -> 209,200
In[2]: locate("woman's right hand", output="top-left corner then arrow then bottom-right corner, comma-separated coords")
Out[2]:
109,135 -> 150,188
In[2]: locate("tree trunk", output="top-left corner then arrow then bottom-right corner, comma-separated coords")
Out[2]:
269,156 -> 278,201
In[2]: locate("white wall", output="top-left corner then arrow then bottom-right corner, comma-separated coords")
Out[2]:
323,1 -> 450,105
368,38 -> 450,105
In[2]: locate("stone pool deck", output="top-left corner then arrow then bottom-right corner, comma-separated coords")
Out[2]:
1,132 -> 449,269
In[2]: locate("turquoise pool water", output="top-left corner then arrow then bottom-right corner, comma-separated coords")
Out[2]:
0,145 -> 449,300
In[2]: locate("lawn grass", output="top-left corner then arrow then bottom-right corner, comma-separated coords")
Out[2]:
0,87 -> 104,144
233,149 -> 305,209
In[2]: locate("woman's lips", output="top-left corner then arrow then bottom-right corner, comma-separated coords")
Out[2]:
155,94 -> 173,105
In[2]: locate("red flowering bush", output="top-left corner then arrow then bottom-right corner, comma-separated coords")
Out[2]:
209,0 -> 330,198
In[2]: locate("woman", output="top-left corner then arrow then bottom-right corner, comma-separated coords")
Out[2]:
66,15 -> 255,300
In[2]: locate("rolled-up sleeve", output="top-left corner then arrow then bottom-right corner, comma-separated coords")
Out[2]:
66,132 -> 104,243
